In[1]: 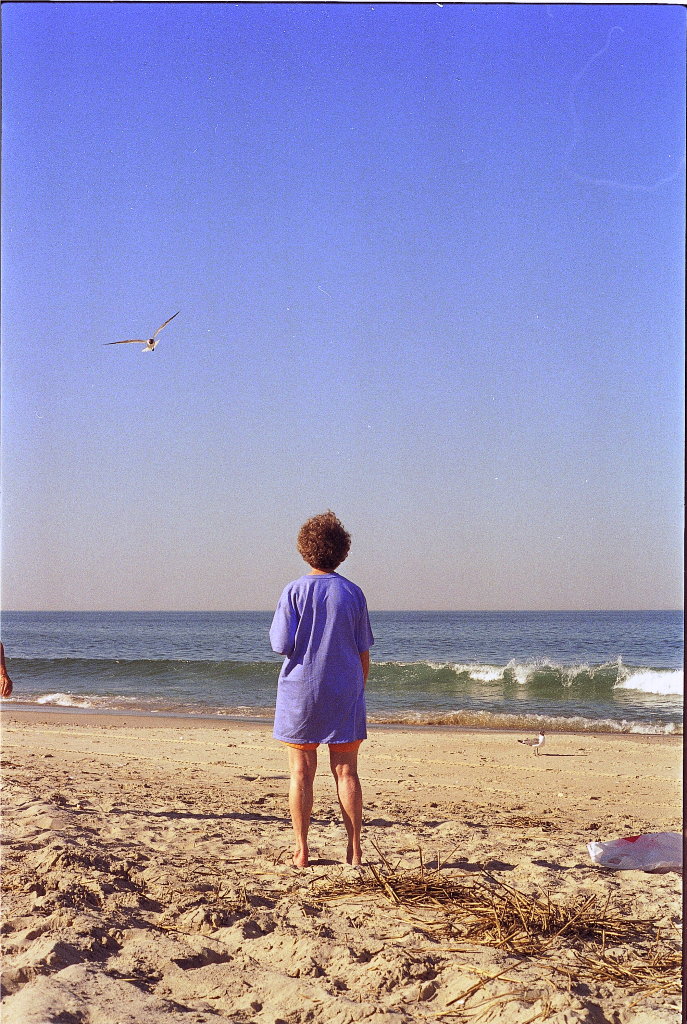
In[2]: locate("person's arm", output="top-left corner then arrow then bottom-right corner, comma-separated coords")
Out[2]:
270,589 -> 298,656
360,649 -> 370,688
0,643 -> 13,698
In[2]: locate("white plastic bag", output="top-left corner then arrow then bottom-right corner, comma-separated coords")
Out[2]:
587,832 -> 683,873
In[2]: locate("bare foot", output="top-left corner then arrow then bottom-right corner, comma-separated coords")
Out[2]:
293,847 -> 309,868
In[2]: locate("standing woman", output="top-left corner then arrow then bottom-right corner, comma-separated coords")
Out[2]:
270,511 -> 374,868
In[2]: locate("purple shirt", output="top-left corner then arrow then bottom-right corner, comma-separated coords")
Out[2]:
270,572 -> 374,744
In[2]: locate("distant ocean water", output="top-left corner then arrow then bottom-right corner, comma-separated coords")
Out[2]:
1,611 -> 682,735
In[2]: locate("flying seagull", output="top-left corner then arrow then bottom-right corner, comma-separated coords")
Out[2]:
517,731 -> 545,755
105,311 -> 179,352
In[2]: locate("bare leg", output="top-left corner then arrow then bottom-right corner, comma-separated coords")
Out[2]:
329,746 -> 363,865
287,747 -> 318,868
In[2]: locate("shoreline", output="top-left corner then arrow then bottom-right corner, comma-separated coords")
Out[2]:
1,704 -> 681,742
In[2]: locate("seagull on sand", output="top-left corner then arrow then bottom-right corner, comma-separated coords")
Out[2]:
105,312 -> 179,352
517,731 -> 545,755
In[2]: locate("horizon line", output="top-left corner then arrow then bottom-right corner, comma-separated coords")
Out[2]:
2,608 -> 683,615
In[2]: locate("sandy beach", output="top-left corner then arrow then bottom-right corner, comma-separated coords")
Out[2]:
1,710 -> 682,1023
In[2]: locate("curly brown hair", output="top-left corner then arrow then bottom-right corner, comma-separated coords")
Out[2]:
297,511 -> 351,572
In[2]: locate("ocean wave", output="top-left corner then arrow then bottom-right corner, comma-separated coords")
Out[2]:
366,708 -> 682,735
35,692 -> 96,708
7,655 -> 683,697
33,692 -> 158,710
614,669 -> 683,695
6,656 -> 280,681
371,659 -> 683,697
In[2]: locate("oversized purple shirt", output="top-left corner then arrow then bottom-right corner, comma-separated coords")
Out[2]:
270,573 -> 374,744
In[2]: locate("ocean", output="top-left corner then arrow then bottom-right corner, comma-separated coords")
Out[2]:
1,610 -> 682,735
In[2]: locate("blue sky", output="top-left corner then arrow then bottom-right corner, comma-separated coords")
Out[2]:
1,3 -> 684,611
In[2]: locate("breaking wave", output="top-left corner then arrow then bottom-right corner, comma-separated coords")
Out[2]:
9,655 -> 682,695
5,654 -> 681,735
366,708 -> 682,735
371,659 -> 683,697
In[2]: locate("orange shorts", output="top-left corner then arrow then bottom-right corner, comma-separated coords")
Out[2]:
282,739 -> 363,753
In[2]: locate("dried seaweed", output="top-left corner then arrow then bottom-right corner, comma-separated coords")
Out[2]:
312,842 -> 681,992
576,941 -> 682,996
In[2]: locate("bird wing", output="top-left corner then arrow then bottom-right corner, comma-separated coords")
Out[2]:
105,339 -> 148,345
152,311 -> 180,338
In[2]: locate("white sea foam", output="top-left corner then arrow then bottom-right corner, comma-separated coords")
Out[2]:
615,669 -> 683,696
36,692 -> 94,708
511,664 -> 532,686
464,666 -> 504,682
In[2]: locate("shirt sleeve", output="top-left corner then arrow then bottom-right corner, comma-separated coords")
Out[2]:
269,587 -> 298,656
356,596 -> 375,653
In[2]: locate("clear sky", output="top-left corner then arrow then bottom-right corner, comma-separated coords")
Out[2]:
1,3 -> 684,612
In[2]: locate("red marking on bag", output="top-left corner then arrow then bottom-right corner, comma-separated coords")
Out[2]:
622,836 -> 641,843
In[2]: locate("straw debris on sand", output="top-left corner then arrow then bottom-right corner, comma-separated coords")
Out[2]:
313,841 -> 682,995
1,714 -> 682,1024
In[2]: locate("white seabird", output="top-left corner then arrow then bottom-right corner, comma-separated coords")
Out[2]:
105,311 -> 179,352
517,731 -> 545,755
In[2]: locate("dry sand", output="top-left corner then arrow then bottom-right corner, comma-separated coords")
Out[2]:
1,709 -> 682,1023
